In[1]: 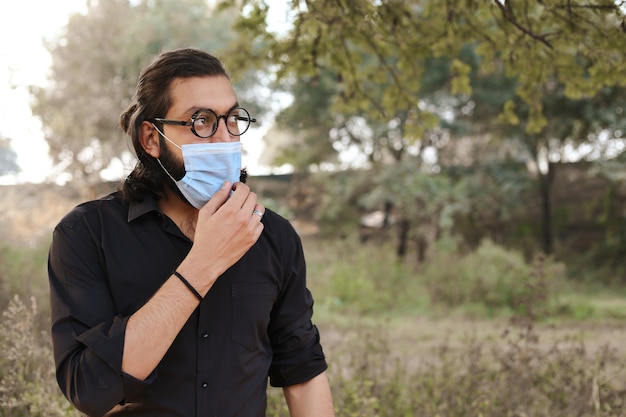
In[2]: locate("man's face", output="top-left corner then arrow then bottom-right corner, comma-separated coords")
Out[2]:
159,75 -> 240,157
155,75 -> 242,194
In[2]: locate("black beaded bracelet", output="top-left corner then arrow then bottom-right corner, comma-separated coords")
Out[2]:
172,270 -> 203,302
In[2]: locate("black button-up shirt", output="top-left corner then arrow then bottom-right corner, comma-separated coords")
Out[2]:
48,191 -> 327,417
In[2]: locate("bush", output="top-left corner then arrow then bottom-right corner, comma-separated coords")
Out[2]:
0,295 -> 80,417
304,236 -> 426,315
422,239 -> 566,316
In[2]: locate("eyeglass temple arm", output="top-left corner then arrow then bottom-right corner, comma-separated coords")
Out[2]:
152,118 -> 191,126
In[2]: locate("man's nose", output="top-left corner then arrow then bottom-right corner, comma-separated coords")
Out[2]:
211,116 -> 235,142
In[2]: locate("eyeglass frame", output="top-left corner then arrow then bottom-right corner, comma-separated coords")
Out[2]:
149,106 -> 256,138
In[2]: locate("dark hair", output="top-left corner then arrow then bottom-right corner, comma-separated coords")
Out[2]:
119,48 -> 228,201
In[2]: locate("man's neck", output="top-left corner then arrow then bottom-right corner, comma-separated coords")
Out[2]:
158,188 -> 198,240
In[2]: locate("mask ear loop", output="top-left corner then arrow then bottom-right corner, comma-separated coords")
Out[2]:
151,123 -> 182,150
151,123 -> 182,184
156,158 -> 179,184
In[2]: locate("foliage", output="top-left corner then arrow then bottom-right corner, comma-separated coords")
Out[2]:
229,0 -> 626,258
231,0 -> 626,133
307,170 -> 372,237
362,157 -> 471,252
0,296 -> 80,417
309,236 -> 424,314
31,0 -> 626,262
450,160 -> 535,249
271,70 -> 341,171
301,160 -> 472,259
422,239 -> 567,316
455,54 -> 626,253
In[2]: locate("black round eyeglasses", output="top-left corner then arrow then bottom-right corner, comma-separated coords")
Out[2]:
150,107 -> 256,138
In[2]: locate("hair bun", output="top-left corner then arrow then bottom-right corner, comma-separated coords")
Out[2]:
120,103 -> 138,132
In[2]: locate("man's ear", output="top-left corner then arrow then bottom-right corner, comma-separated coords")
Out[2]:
139,121 -> 161,158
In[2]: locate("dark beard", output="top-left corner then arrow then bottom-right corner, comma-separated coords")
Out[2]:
158,138 -> 189,203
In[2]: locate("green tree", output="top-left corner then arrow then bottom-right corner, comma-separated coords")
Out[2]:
448,48 -> 626,253
30,0 -> 264,190
231,0 -> 625,131
270,70 -> 340,171
229,0 -> 626,257
515,87 -> 626,254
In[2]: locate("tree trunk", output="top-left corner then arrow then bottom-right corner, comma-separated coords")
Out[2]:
383,200 -> 393,227
538,163 -> 555,254
396,217 -> 410,258
416,234 -> 427,263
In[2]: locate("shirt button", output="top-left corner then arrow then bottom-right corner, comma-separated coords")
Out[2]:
202,333 -> 209,338
202,382 -> 208,388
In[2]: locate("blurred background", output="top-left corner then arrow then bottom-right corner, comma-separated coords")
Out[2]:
1,1 -> 626,416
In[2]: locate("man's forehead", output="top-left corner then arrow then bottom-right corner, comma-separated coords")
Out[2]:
167,75 -> 237,116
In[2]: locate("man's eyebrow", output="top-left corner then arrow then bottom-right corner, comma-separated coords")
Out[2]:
183,102 -> 240,117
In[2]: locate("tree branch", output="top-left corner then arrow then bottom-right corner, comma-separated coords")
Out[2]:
493,0 -> 554,49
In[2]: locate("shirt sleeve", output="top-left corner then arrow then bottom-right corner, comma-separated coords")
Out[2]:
48,207 -> 152,416
267,219 -> 328,387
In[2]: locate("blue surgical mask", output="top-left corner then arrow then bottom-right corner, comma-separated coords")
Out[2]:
153,124 -> 241,208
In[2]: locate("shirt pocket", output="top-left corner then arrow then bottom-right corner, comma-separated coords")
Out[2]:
231,283 -> 278,351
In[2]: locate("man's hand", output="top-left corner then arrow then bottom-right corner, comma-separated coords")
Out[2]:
178,181 -> 265,296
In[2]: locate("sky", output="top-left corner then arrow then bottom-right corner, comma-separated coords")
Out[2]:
0,1 -> 88,183
0,1 -> 289,185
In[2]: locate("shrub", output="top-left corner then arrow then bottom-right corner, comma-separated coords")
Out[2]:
0,295 -> 80,417
422,239 -> 566,316
304,236 -> 426,315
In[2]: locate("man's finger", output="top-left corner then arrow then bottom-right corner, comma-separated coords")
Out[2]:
201,181 -> 231,214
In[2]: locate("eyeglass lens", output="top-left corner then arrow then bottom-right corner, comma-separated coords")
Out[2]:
193,108 -> 251,138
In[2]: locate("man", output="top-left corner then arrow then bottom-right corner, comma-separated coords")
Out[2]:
48,48 -> 335,417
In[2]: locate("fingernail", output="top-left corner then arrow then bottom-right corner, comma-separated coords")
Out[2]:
221,181 -> 231,190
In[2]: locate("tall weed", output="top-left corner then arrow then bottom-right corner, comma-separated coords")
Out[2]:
271,320 -> 626,416
0,295 -> 80,417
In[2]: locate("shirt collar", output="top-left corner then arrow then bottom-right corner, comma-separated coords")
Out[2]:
128,194 -> 161,222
